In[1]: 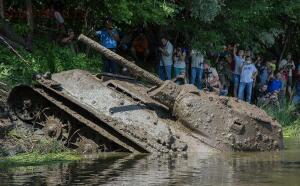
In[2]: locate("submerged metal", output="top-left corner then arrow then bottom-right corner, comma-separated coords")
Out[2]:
5,34 -> 284,154
7,69 -> 283,154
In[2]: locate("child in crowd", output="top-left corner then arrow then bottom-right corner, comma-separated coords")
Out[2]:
203,60 -> 220,92
173,47 -> 186,77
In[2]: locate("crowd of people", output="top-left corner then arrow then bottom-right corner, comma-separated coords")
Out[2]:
39,0 -> 300,109
95,19 -> 300,108
157,38 -> 300,107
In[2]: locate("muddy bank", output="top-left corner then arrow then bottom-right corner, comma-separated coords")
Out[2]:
0,96 -> 67,157
0,96 -> 20,156
0,118 -> 67,157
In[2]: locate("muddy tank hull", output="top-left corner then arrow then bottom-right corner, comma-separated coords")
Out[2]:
149,81 -> 284,151
7,70 -> 215,154
7,70 -> 284,153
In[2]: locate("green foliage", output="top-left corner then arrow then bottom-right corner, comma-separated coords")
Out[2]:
11,22 -> 31,36
34,138 -> 68,154
0,152 -> 81,167
4,0 -> 300,56
188,0 -> 221,22
73,0 -> 177,27
264,103 -> 300,137
265,104 -> 299,127
211,0 -> 300,56
0,40 -> 101,86
284,123 -> 300,138
7,126 -> 68,155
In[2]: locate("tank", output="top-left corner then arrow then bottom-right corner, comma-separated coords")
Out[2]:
6,35 -> 284,154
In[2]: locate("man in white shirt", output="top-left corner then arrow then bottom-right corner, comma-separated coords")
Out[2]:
238,57 -> 258,103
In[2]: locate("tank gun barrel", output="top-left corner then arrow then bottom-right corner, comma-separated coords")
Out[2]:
78,34 -> 163,86
77,35 -> 284,152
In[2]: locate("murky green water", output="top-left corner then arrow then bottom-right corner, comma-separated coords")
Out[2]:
0,138 -> 299,186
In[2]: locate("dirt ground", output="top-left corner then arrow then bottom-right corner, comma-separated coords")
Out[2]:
0,94 -> 16,156
0,94 -> 44,157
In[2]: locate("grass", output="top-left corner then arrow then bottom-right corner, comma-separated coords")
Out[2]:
283,120 -> 300,138
0,126 -> 81,166
0,151 -> 81,167
264,103 -> 300,137
6,127 -> 69,155
0,131 -> 81,167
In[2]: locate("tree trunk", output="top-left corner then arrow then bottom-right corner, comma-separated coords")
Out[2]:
25,0 -> 33,50
0,19 -> 27,48
0,0 -> 4,19
279,24 -> 293,64
0,33 -> 24,50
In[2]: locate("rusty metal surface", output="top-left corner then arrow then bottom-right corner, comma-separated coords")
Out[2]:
76,35 -> 284,152
7,69 -> 283,153
49,70 -> 214,153
33,87 -> 145,153
173,91 -> 284,151
7,85 -> 145,153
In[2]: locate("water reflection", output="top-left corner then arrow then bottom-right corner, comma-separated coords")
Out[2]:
1,138 -> 300,186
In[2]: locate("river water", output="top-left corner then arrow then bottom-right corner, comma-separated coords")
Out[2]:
0,138 -> 299,186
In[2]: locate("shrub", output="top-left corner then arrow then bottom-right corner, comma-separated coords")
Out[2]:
0,39 -> 102,86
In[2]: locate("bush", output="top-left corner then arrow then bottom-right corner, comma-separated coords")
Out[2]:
284,122 -> 300,137
264,103 -> 300,137
33,138 -> 67,154
0,39 -> 102,86
265,104 -> 299,127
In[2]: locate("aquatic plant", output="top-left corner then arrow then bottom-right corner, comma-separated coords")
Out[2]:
0,152 -> 81,167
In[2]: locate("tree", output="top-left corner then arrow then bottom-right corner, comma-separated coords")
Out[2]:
25,0 -> 33,49
214,0 -> 300,61
0,0 -> 4,19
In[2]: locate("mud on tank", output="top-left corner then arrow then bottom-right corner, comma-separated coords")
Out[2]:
6,35 -> 284,154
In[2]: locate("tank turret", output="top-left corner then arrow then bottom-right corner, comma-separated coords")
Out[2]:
77,34 -> 284,151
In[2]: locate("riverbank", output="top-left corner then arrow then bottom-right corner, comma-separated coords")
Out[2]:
0,114 -> 81,167
1,138 -> 300,186
0,87 -> 298,165
0,121 -> 298,167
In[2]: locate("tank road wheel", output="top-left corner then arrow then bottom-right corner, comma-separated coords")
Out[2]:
13,97 -> 42,122
7,86 -> 46,122
77,134 -> 99,154
43,116 -> 63,139
38,108 -> 73,144
8,86 -> 126,153
67,129 -> 99,154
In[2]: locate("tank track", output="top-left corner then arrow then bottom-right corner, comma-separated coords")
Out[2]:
7,85 -> 148,153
